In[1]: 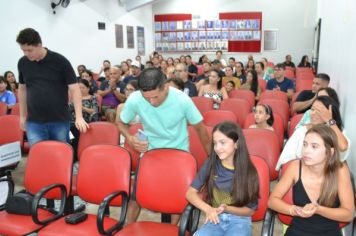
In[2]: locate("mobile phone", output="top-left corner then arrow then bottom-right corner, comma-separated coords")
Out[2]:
136,129 -> 148,141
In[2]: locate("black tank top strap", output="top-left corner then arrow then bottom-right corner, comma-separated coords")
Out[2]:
298,160 -> 302,180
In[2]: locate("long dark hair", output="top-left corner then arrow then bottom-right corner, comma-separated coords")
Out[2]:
317,87 -> 340,107
247,70 -> 259,96
211,69 -> 223,89
204,121 -> 259,207
305,124 -> 342,207
256,104 -> 274,126
312,96 -> 343,130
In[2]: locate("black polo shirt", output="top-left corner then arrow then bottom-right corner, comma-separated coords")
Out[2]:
295,90 -> 315,113
18,49 -> 77,122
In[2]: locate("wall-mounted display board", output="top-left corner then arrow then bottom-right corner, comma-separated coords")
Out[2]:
154,12 -> 262,53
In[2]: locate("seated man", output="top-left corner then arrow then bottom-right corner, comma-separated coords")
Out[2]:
97,67 -> 125,122
282,54 -> 296,69
0,76 -> 16,111
293,73 -> 330,114
175,63 -> 198,97
266,63 -> 294,99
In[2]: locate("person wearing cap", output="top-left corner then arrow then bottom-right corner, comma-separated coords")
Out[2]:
123,60 -> 142,84
266,63 -> 294,99
211,59 -> 226,78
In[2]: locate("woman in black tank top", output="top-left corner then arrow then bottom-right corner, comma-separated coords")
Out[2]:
268,124 -> 354,235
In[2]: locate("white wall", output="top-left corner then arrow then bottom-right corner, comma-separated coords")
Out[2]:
152,0 -> 318,64
317,0 -> 356,172
0,0 -> 153,77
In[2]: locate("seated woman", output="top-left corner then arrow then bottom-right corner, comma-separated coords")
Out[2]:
222,66 -> 241,89
269,124 -> 354,236
186,121 -> 259,236
276,96 -> 349,170
198,69 -> 228,109
166,77 -> 184,91
298,55 -> 312,68
241,70 -> 261,101
81,69 -> 98,94
234,61 -> 246,84
249,104 -> 274,131
4,71 -> 18,93
115,80 -> 139,125
296,87 -> 340,130
69,79 -> 99,159
225,80 -> 235,95
255,62 -> 271,81
0,76 -> 16,111
246,59 -> 255,72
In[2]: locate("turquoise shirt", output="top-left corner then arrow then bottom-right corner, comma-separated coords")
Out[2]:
295,110 -> 311,130
120,87 -> 202,151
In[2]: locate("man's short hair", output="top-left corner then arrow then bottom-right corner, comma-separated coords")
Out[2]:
138,68 -> 167,91
16,28 -> 42,45
229,57 -> 236,61
176,63 -> 188,72
185,55 -> 192,59
316,73 -> 330,83
275,63 -> 285,70
212,59 -> 221,65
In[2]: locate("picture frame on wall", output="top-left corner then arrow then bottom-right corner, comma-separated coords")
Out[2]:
184,42 -> 191,50
177,32 -> 184,41
162,32 -> 169,41
207,31 -> 214,40
198,20 -> 205,29
206,20 -> 214,29
221,31 -> 229,40
155,33 -> 161,42
155,22 -> 161,31
221,20 -> 229,29
162,22 -> 169,30
183,20 -> 192,30
168,43 -> 176,51
177,21 -> 183,30
127,25 -> 134,48
191,31 -> 198,41
214,20 -> 221,29
199,31 -> 206,40
192,20 -> 198,29
184,32 -> 191,41
253,31 -> 261,40
169,32 -> 176,41
192,42 -> 199,50
229,20 -> 237,29
199,42 -> 206,50
177,42 -> 184,50
169,21 -> 177,30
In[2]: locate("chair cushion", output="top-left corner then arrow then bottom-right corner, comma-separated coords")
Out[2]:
71,174 -> 77,195
115,221 -> 188,236
0,209 -> 53,235
38,214 -> 118,236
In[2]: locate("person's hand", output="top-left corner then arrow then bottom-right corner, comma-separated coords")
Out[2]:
293,203 -> 318,218
20,116 -> 26,131
313,103 -> 333,123
204,206 -> 220,224
75,117 -> 89,133
216,204 -> 227,215
273,86 -> 281,91
288,204 -> 303,216
128,135 -> 148,153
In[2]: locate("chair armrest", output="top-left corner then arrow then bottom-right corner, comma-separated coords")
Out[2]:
31,183 -> 67,225
0,177 -> 15,210
97,190 -> 129,235
261,208 -> 276,236
179,204 -> 201,236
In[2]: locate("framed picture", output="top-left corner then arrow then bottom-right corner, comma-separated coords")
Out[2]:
213,31 -> 221,40
221,31 -> 229,40
221,20 -> 229,29
162,32 -> 169,41
155,33 -> 161,42
207,31 -> 215,40
169,32 -> 176,41
192,42 -> 199,50
199,42 -> 206,50
177,42 -> 184,50
191,31 -> 198,41
177,21 -> 183,30
176,32 -> 184,41
252,31 -> 261,40
184,32 -> 191,41
162,22 -> 169,30
155,22 -> 161,31
168,43 -> 177,51
199,31 -> 206,40
206,20 -> 214,29
183,21 -> 192,30
198,20 -> 206,29
192,20 -> 199,29
229,20 -> 237,29
214,20 -> 221,29
169,21 -> 177,30
184,42 -> 191,50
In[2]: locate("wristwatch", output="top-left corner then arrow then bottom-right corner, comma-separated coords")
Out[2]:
326,119 -> 337,126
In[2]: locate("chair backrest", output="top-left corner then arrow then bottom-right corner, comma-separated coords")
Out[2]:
10,103 -> 20,116
284,68 -> 295,79
288,114 -> 304,138
296,71 -> 314,80
203,110 -> 237,127
290,91 -> 301,116
77,122 -> 119,159
0,102 -> 7,116
243,128 -> 280,180
0,115 -> 23,147
228,89 -> 255,109
258,79 -> 267,92
243,112 -> 284,150
295,67 -> 313,77
258,99 -> 290,131
260,90 -> 288,103
251,155 -> 270,222
191,97 -> 214,115
136,149 -> 196,214
77,145 -> 131,206
123,123 -> 143,172
220,98 -> 251,126
188,126 -> 208,170
24,141 -> 73,198
296,78 -> 313,92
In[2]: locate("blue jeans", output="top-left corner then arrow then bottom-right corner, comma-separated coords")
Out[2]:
194,213 -> 252,236
26,121 -> 70,147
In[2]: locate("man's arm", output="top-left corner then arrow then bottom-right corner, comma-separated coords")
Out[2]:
97,88 -> 111,97
192,122 -> 211,153
286,88 -> 294,99
18,84 -> 27,131
293,98 -> 314,113
113,89 -> 126,103
68,83 -> 89,133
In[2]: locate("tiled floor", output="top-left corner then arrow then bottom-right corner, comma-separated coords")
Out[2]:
9,156 -> 283,235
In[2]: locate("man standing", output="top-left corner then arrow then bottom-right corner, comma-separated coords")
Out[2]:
293,73 -> 330,114
117,68 -> 210,224
175,63 -> 198,97
266,63 -> 294,99
16,28 -> 88,146
185,55 -> 197,81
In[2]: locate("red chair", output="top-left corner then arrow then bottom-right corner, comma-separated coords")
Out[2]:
77,122 -> 120,160
229,89 -> 255,109
284,68 -> 295,79
296,71 -> 314,80
191,97 -> 214,115
0,115 -> 24,176
203,110 -> 237,127
260,90 -> 288,103
258,99 -> 290,131
290,91 -> 301,116
0,141 -> 73,235
251,156 -> 270,223
0,102 -> 7,116
243,129 -> 280,180
295,67 -> 313,77
115,149 -> 199,236
188,125 -> 208,170
288,114 -> 304,138
258,79 -> 267,92
38,145 -> 131,236
243,112 -> 284,150
123,123 -> 143,172
220,98 -> 251,126
295,78 -> 313,92
10,103 -> 20,116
